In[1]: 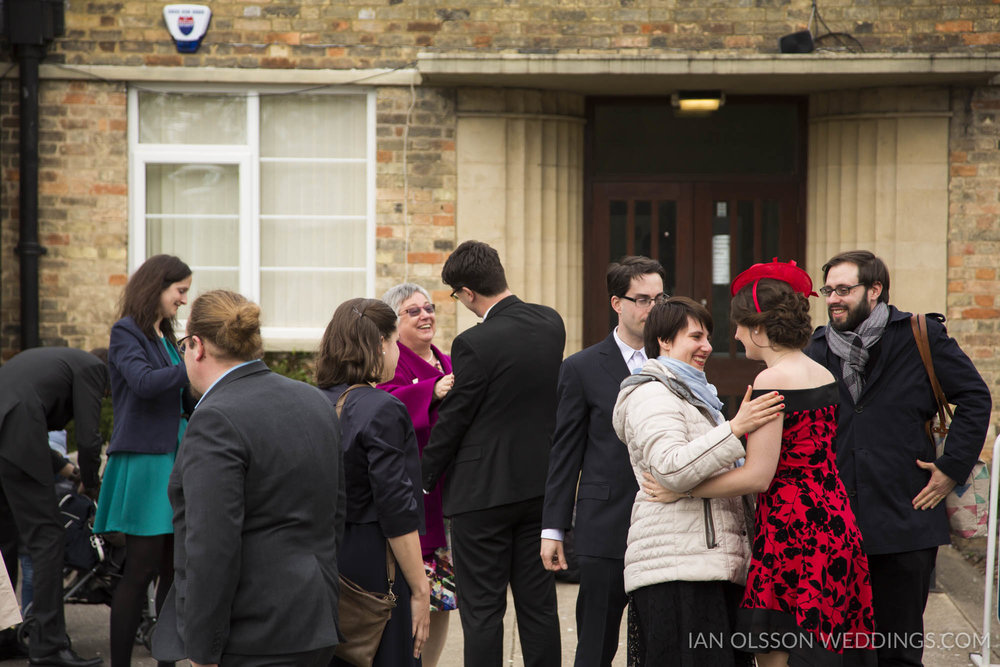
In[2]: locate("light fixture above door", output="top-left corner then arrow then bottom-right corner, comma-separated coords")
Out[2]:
671,90 -> 725,115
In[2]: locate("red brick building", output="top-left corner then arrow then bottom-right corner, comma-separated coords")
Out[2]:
1,0 -> 997,430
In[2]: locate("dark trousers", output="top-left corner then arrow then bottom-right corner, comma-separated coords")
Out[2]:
450,498 -> 560,667
856,547 -> 938,667
573,556 -> 626,667
223,646 -> 336,666
0,459 -> 68,658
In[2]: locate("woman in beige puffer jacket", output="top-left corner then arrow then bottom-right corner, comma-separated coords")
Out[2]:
612,296 -> 782,667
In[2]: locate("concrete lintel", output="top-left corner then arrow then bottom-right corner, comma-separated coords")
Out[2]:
418,52 -> 1000,95
36,63 -> 421,87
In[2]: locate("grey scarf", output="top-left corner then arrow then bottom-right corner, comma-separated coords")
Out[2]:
825,302 -> 890,402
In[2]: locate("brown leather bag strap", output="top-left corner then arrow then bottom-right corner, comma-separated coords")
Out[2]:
334,383 -> 369,418
910,314 -> 953,433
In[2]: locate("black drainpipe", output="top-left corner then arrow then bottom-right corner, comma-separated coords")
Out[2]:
15,43 -> 46,349
3,0 -> 63,350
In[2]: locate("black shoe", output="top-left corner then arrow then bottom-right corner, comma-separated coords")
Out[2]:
28,648 -> 103,667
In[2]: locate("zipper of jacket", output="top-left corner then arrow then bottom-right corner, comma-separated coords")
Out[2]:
703,499 -> 717,549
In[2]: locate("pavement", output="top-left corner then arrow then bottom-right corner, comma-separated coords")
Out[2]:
0,544 -> 995,666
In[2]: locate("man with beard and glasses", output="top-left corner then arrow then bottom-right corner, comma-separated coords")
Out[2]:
805,250 -> 991,667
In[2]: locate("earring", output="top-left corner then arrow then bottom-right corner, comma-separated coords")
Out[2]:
753,329 -> 759,334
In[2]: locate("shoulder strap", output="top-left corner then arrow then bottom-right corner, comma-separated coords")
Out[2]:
334,383 -> 369,418
909,314 -> 953,435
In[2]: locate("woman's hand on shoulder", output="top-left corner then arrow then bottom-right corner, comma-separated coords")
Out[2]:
641,471 -> 686,504
729,385 -> 784,439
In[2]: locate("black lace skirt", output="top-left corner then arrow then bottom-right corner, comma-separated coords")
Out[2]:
628,580 -> 754,667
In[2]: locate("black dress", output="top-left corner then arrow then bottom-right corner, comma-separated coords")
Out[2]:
322,384 -> 425,667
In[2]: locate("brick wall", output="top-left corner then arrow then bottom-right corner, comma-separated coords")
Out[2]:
374,86 -> 458,349
948,84 -> 1000,440
21,0 -> 1000,70
1,79 -> 128,358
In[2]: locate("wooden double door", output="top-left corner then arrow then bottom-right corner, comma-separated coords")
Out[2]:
586,181 -> 803,413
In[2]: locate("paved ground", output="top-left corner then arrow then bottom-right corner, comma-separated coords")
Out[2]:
0,544 -> 995,666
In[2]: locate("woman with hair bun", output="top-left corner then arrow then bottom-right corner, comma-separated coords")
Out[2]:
156,289 -> 344,665
643,261 -> 876,667
95,254 -> 192,667
317,298 -> 430,666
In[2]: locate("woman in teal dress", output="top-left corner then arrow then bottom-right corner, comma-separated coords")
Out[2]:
94,254 -> 192,667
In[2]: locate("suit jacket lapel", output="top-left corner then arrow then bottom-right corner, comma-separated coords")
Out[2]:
598,333 -> 630,385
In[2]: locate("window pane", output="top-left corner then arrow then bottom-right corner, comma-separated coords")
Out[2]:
146,163 -> 240,321
260,94 -> 367,159
260,162 -> 366,216
138,92 -> 246,144
736,200 -> 755,273
609,200 -> 627,262
261,270 -> 367,328
260,218 -> 366,268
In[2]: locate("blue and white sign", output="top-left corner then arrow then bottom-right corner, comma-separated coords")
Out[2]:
163,4 -> 211,53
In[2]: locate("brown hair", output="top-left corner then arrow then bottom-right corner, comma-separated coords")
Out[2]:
643,296 -> 713,360
606,256 -> 666,298
119,254 -> 191,345
187,290 -> 262,362
316,298 -> 398,388
441,240 -> 508,297
822,250 -> 890,304
730,278 -> 812,350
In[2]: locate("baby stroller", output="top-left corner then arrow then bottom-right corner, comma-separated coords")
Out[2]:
17,480 -> 157,651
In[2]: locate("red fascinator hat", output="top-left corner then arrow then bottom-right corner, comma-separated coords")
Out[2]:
730,258 -> 817,313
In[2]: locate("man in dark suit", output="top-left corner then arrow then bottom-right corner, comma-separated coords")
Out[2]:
422,240 -> 566,667
0,346 -> 107,667
805,250 -> 991,667
540,256 -> 665,667
153,290 -> 344,667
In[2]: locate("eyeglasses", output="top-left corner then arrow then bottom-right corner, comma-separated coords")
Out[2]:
177,335 -> 193,353
400,303 -> 436,318
449,287 -> 464,301
620,292 -> 669,308
819,283 -> 864,297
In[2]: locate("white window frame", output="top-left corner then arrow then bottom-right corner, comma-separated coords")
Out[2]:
127,83 -> 377,349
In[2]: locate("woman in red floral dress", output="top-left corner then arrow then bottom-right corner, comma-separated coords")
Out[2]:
644,260 -> 875,667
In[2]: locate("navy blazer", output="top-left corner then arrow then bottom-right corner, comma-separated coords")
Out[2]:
108,316 -> 189,455
805,306 -> 992,554
321,384 -> 424,538
542,333 -> 638,559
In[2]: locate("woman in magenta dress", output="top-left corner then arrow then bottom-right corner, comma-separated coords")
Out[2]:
645,260 -> 875,666
378,283 -> 455,667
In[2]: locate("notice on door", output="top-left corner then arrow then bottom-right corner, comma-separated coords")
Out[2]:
712,235 -> 730,285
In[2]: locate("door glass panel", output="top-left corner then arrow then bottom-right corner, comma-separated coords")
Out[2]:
658,201 -> 677,296
736,200 -> 755,275
710,201 -> 731,356
762,200 -> 781,260
634,200 -> 652,259
609,200 -> 627,262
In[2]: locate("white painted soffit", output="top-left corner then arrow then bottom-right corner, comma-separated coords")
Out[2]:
417,52 -> 1000,95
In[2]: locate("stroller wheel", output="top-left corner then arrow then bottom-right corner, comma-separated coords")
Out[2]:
136,616 -> 154,651
16,616 -> 34,652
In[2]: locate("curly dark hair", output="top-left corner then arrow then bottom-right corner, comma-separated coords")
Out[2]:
730,278 -> 812,350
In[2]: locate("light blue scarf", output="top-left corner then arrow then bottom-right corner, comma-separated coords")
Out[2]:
657,356 -> 724,425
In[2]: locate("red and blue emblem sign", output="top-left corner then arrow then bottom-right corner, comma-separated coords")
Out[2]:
163,5 -> 211,53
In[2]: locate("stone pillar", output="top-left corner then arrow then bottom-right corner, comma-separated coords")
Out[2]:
455,89 -> 585,354
807,87 -> 951,323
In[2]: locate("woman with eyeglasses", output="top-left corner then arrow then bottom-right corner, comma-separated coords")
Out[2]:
377,283 -> 454,667
94,254 -> 192,667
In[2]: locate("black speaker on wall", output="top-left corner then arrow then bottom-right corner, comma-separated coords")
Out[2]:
779,30 -> 815,54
